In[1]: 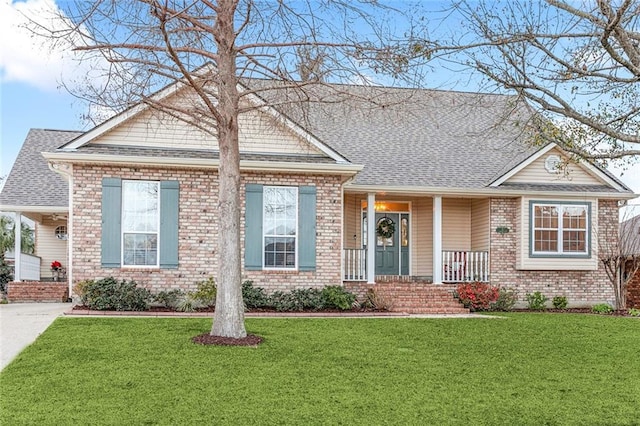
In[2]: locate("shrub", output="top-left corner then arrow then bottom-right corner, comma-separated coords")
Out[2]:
628,308 -> 640,317
80,277 -> 150,311
0,254 -> 12,294
193,277 -> 217,307
489,287 -> 518,312
175,293 -> 204,312
591,303 -> 613,314
321,285 -> 356,310
525,292 -> 548,311
455,282 -> 500,312
269,291 -> 299,312
153,289 -> 185,308
290,288 -> 324,310
242,281 -> 270,309
362,288 -> 394,311
552,296 -> 568,310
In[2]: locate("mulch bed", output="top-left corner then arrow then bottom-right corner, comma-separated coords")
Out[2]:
192,332 -> 264,347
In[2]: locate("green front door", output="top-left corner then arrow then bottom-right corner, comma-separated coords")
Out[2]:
375,213 -> 399,275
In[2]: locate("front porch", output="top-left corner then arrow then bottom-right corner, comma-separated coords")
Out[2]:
342,192 -> 492,284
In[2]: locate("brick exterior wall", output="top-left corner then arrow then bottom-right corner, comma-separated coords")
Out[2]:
7,281 -> 69,302
626,268 -> 640,309
489,198 -> 618,307
71,165 -> 343,295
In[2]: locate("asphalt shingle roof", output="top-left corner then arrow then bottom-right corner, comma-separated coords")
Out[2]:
249,82 -> 543,189
0,129 -> 81,208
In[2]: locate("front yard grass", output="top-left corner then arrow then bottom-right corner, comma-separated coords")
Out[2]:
1,314 -> 639,425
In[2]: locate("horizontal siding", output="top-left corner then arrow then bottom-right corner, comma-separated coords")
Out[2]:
442,198 -> 471,251
36,219 -> 68,279
343,193 -> 361,249
471,198 -> 490,251
517,196 -> 598,270
413,197 -> 432,276
509,148 -> 602,185
92,90 -> 324,156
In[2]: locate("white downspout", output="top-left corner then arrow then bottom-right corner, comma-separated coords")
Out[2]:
366,193 -> 376,284
14,212 -> 22,281
433,195 -> 443,284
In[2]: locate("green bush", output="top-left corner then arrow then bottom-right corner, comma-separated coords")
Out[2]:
269,291 -> 299,312
193,277 -> 216,307
628,308 -> 640,317
153,289 -> 185,308
490,287 -> 518,312
552,296 -> 568,309
242,280 -> 270,309
0,254 -> 13,294
80,277 -> 150,311
321,285 -> 356,310
525,291 -> 548,311
591,303 -> 613,314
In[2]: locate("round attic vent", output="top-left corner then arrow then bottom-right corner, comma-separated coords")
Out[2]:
544,154 -> 561,173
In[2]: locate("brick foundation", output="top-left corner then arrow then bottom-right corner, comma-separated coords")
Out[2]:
7,281 -> 69,302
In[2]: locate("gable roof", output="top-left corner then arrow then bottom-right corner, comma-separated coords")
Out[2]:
0,129 -> 81,211
621,214 -> 640,255
7,80 -> 634,201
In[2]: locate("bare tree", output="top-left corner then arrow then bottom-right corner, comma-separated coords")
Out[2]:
428,0 -> 640,164
33,0 -> 424,338
600,211 -> 640,310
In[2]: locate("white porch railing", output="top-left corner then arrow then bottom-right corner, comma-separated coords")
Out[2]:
9,253 -> 42,281
442,250 -> 489,282
343,248 -> 366,281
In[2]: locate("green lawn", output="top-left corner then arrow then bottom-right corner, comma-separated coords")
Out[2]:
1,314 -> 639,425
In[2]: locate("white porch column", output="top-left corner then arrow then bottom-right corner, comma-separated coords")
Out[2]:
366,193 -> 376,284
13,212 -> 22,281
433,196 -> 442,284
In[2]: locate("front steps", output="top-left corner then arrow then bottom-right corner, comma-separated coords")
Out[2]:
373,281 -> 469,314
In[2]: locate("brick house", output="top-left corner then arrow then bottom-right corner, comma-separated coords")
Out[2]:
621,215 -> 640,308
1,82 -> 636,308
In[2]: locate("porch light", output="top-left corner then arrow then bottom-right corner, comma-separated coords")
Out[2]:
374,202 -> 387,211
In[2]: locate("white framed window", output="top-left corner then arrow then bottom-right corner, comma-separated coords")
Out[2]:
531,202 -> 590,256
263,186 -> 298,269
122,180 -> 160,266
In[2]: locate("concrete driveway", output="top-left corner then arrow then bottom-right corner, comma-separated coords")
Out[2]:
0,303 -> 71,371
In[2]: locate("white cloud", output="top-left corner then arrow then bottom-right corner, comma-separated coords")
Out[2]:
0,0 -> 104,92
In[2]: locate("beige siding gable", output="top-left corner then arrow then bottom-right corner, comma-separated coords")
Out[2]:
89,92 -> 325,156
507,148 -> 603,185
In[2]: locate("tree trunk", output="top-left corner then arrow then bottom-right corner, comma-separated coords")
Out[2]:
211,0 -> 246,338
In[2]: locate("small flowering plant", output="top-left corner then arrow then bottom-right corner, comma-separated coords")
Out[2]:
454,282 -> 500,312
51,260 -> 62,270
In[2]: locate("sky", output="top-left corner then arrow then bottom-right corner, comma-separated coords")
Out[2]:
1,0 -> 639,218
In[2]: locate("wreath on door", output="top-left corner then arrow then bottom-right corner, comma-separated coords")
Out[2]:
376,217 -> 396,239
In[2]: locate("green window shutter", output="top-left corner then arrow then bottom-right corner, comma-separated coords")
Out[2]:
298,186 -> 317,271
245,184 -> 263,270
160,180 -> 179,269
101,177 -> 122,268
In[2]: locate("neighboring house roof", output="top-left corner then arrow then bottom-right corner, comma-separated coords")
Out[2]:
0,129 -> 81,210
621,215 -> 640,255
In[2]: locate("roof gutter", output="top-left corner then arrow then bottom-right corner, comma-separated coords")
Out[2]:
42,152 -> 363,176
345,184 -> 637,200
